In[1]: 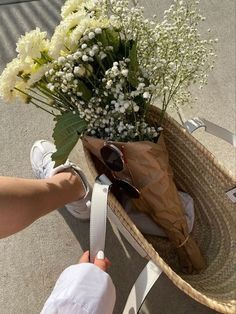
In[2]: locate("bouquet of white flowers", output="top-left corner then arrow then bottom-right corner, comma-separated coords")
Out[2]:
0,0 -> 217,273
0,0 -> 216,164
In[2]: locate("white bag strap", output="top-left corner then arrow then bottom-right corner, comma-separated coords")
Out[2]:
89,176 -> 112,262
90,174 -> 163,313
123,261 -> 162,314
179,113 -> 236,202
176,107 -> 236,146
184,117 -> 236,147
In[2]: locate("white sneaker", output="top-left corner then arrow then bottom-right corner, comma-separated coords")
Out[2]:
30,139 -> 91,220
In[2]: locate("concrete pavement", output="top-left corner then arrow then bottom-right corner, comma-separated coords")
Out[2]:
0,0 -> 235,313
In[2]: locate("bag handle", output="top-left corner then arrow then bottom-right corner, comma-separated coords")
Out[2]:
90,174 -> 163,313
90,174 -> 148,259
176,109 -> 236,203
123,261 -> 162,314
89,175 -> 112,262
176,108 -> 236,147
184,117 -> 236,147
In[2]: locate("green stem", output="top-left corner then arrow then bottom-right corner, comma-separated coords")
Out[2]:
35,86 -> 61,107
104,31 -> 115,63
14,87 -> 52,108
29,88 -> 49,100
56,89 -> 76,109
36,85 -> 60,101
95,56 -> 106,73
80,68 -> 97,90
144,95 -> 152,116
30,100 -> 56,116
38,81 -> 74,109
36,84 -> 75,111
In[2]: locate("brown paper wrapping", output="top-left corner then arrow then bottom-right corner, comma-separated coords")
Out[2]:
82,135 -> 206,273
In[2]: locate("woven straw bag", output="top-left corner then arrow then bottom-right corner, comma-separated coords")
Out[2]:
75,105 -> 235,313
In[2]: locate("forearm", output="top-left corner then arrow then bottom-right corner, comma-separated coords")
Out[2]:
0,172 -> 84,238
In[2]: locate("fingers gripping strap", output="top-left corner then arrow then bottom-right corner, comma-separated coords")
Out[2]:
89,181 -> 110,262
123,261 -> 162,313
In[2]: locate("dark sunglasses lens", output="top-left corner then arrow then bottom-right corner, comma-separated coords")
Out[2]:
116,180 -> 140,198
101,146 -> 123,172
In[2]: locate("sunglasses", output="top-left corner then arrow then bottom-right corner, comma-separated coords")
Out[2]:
100,143 -> 140,198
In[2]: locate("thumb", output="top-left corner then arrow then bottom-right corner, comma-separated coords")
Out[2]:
94,250 -> 111,272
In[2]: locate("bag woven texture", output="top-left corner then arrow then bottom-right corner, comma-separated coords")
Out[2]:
80,105 -> 235,314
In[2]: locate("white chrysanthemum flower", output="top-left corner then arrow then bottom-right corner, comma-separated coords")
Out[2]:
67,16 -> 90,51
69,17 -> 110,52
61,0 -> 85,19
28,64 -> 52,86
49,11 -> 87,58
87,17 -> 110,31
0,58 -> 31,103
61,0 -> 98,19
16,28 -> 49,63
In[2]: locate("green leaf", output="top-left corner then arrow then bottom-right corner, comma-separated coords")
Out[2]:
128,41 -> 139,87
52,112 -> 87,166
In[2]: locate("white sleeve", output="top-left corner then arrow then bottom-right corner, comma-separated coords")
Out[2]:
40,263 -> 116,314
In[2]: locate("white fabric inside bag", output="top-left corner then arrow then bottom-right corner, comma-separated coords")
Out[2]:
124,192 -> 195,237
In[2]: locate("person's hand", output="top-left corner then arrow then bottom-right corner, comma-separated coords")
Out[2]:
79,250 -> 111,272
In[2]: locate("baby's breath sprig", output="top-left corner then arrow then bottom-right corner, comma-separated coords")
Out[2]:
105,0 -> 217,122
